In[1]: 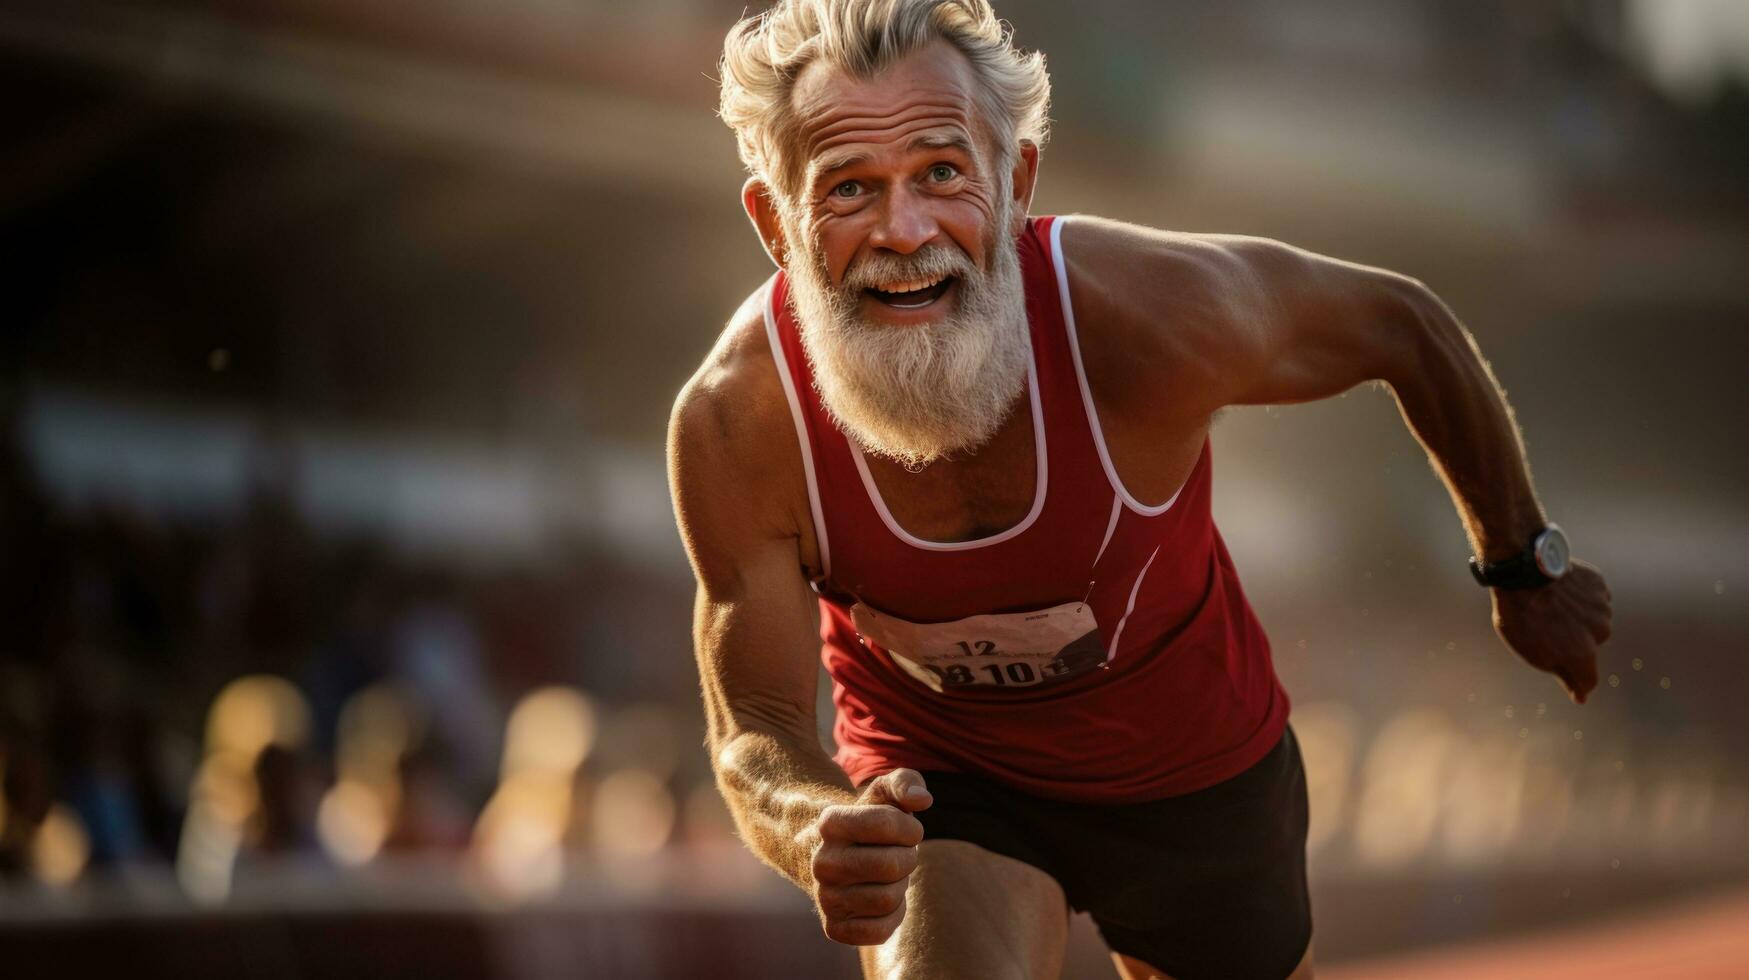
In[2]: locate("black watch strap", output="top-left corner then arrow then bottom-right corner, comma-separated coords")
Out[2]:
1469,531 -> 1554,590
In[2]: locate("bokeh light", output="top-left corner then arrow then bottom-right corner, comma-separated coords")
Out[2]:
317,779 -> 392,867
1439,734 -> 1526,867
473,772 -> 575,901
176,676 -> 312,904
1293,700 -> 1358,856
29,804 -> 90,888
501,686 -> 598,780
1353,708 -> 1459,869
204,676 -> 311,761
470,685 -> 599,900
591,769 -> 677,861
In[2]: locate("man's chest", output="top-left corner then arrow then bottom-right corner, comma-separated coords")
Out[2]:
861,402 -> 1208,544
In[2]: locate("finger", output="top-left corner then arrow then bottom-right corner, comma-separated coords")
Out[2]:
1571,642 -> 1599,694
1561,647 -> 1598,704
823,904 -> 906,947
861,769 -> 933,813
816,805 -> 925,847
1567,665 -> 1595,703
814,843 -> 919,885
818,880 -> 907,920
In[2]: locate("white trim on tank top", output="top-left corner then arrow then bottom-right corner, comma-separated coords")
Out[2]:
1107,543 -> 1162,661
1050,216 -> 1186,518
763,276 -> 832,582
1091,492 -> 1122,570
848,341 -> 1047,551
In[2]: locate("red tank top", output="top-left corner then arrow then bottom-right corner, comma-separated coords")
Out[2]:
764,215 -> 1289,804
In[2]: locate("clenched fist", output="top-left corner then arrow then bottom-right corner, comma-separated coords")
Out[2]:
809,768 -> 933,946
1493,558 -> 1613,704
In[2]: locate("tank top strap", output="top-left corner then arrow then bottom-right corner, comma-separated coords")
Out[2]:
1020,215 -> 1112,495
766,270 -> 868,589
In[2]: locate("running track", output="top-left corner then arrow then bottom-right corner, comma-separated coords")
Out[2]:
1325,886 -> 1749,979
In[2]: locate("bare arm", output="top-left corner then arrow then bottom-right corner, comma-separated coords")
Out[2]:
1069,219 -> 1610,701
667,323 -> 930,944
1220,238 -> 1545,562
1225,236 -> 1612,702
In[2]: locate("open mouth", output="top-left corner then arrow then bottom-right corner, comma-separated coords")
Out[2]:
864,274 -> 958,310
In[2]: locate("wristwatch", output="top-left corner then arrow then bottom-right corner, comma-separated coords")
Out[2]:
1469,524 -> 1570,589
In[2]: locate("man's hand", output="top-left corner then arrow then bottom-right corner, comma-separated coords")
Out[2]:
1491,559 -> 1613,704
808,768 -> 933,946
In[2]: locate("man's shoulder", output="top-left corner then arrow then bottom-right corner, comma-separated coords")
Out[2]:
667,281 -> 801,488
1059,214 -> 1395,319
673,283 -> 780,421
1058,214 -> 1289,307
668,281 -> 819,583
1054,216 -> 1286,419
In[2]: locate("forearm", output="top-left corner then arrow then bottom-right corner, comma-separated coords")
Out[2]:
1384,285 -> 1545,562
713,727 -> 856,889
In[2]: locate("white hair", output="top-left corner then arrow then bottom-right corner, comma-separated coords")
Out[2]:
718,0 -> 1051,199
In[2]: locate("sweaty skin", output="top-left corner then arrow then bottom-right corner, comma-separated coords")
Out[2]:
669,40 -> 1611,980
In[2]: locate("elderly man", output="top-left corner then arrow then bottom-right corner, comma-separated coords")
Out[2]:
667,2 -> 1613,977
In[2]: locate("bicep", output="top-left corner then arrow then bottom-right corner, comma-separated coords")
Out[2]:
689,536 -> 822,750
668,383 -> 822,752
1063,219 -> 1426,416
1215,237 -> 1427,407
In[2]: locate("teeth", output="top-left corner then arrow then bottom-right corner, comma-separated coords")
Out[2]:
875,274 -> 945,294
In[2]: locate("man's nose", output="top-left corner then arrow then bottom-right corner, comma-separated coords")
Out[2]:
867,185 -> 939,254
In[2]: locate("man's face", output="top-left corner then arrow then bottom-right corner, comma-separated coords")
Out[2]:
777,41 -> 1030,470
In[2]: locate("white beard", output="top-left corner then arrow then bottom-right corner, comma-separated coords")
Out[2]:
785,202 -> 1029,471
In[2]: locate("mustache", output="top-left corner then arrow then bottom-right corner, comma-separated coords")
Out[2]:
838,245 -> 976,292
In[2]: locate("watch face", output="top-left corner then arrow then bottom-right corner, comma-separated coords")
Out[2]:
1535,526 -> 1570,578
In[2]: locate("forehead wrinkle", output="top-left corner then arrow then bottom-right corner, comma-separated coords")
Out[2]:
787,41 -> 987,196
802,99 -> 972,151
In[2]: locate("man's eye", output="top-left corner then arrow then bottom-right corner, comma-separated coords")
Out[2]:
928,164 -> 958,182
832,181 -> 862,198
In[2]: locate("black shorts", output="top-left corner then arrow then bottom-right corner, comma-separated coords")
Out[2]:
909,725 -> 1311,980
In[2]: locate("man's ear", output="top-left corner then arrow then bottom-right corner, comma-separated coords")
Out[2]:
1008,141 -> 1040,237
742,177 -> 789,270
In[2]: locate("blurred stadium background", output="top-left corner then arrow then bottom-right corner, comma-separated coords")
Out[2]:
1,0 -> 1746,976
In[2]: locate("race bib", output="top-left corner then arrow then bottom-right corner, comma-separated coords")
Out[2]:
850,599 -> 1106,692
